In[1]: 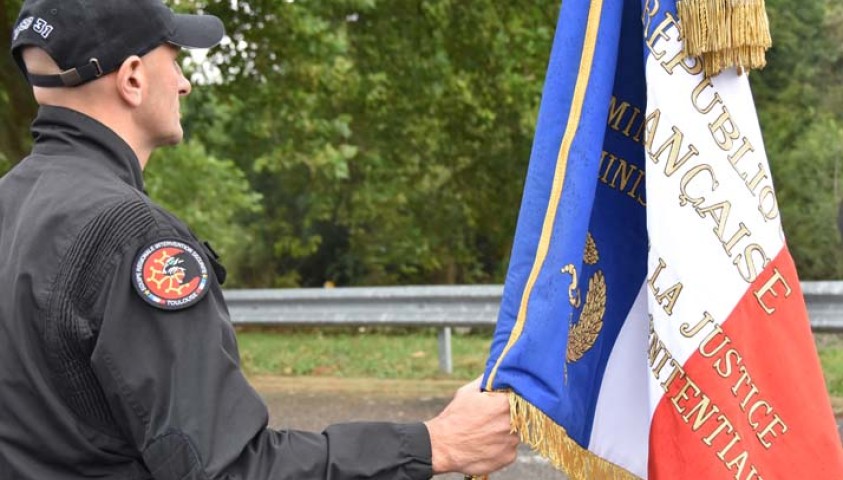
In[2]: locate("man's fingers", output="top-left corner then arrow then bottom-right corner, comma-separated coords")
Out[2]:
428,374 -> 520,475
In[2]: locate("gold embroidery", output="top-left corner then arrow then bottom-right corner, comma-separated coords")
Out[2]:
563,233 -> 607,364
485,0 -> 606,391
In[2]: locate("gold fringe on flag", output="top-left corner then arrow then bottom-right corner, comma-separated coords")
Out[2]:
676,0 -> 772,77
507,392 -> 642,480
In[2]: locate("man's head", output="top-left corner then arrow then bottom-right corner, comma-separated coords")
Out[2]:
10,0 -> 224,163
11,0 -> 224,88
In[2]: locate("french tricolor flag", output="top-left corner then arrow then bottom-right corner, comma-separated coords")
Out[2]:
483,0 -> 843,478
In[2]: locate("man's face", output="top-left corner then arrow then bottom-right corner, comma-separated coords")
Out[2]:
137,44 -> 192,147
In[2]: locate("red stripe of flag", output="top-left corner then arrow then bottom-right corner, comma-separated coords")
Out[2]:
649,247 -> 843,479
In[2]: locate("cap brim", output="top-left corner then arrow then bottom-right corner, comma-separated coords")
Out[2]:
168,14 -> 225,49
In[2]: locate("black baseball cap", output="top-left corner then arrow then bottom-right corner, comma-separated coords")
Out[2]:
10,0 -> 225,88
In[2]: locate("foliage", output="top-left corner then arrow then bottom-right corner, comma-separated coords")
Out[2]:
176,0 -> 559,287
751,0 -> 843,278
0,0 -> 37,175
145,141 -> 263,286
1,0 -> 842,283
823,3 -> 843,117
772,118 -> 843,278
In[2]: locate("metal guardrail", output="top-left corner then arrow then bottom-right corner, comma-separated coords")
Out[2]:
802,281 -> 843,332
224,286 -> 502,328
224,282 -> 843,373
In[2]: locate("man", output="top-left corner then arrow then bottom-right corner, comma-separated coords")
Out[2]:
0,0 -> 518,478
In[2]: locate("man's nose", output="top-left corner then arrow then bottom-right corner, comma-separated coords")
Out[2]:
179,74 -> 192,96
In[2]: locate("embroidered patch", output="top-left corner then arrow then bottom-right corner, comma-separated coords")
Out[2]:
133,240 -> 210,310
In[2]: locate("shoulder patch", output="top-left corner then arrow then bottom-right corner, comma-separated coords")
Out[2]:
133,240 -> 210,310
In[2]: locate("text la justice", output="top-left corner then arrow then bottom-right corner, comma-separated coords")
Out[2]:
650,320 -> 767,480
680,312 -> 788,450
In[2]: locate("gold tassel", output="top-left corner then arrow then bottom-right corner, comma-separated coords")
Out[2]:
677,0 -> 772,77
507,393 -> 642,480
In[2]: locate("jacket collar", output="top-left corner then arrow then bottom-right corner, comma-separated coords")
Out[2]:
30,105 -> 145,191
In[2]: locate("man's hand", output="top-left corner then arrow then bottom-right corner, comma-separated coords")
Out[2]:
424,376 -> 519,476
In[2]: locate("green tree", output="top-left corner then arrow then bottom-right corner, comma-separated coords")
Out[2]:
772,118 -> 843,278
145,140 -> 263,286
751,0 -> 843,278
186,0 -> 559,286
3,0 -> 843,283
0,0 -> 37,175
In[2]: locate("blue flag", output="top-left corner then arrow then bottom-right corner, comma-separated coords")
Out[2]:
483,1 -> 647,475
484,0 -> 843,478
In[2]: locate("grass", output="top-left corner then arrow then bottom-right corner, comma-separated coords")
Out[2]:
236,327 -> 492,380
237,328 -> 843,412
817,334 -> 843,400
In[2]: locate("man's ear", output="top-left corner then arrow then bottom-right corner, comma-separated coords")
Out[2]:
115,56 -> 145,107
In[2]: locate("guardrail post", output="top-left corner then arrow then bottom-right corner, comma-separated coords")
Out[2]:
438,327 -> 453,375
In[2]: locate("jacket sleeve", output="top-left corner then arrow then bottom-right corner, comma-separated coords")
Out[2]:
90,233 -> 433,480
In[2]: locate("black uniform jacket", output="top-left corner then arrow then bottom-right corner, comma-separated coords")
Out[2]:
0,106 -> 433,479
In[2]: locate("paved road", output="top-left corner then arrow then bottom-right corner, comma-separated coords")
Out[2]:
252,376 -> 567,480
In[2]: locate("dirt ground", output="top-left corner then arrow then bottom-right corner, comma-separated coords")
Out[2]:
251,376 -> 843,479
250,376 -> 567,479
